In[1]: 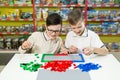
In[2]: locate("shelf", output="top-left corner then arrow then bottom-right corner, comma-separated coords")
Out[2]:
98,33 -> 120,36
0,3 -> 32,7
87,19 -> 120,22
0,50 -> 19,54
0,3 -> 85,8
0,18 -> 33,21
0,32 -> 31,35
35,4 -> 85,7
88,4 -> 120,7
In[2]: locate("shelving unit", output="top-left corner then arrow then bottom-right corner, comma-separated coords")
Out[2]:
0,0 -> 120,53
0,1 -> 34,52
87,0 -> 120,52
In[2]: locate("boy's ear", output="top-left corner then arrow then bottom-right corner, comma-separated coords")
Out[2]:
45,25 -> 47,29
60,26 -> 62,32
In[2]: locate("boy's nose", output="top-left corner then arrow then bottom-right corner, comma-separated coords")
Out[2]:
75,29 -> 80,32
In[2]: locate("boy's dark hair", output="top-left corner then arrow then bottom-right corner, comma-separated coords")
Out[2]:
68,9 -> 83,25
46,13 -> 62,26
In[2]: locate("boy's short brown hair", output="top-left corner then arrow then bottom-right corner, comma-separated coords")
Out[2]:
68,9 -> 83,25
46,13 -> 62,26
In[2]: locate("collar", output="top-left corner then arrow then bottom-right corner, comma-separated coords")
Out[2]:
72,28 -> 88,37
43,31 -> 58,42
43,31 -> 51,41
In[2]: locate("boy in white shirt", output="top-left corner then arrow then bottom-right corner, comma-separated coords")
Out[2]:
19,13 -> 68,54
65,9 -> 109,55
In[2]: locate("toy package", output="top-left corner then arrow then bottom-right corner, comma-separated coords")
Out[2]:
42,8 -> 48,20
52,0 -> 61,4
88,0 -> 94,4
61,25 -> 68,35
22,24 -> 34,32
101,22 -> 118,33
37,25 -> 46,32
116,11 -> 120,20
20,11 -> 32,19
108,42 -> 119,51
77,0 -> 84,4
34,0 -> 41,4
88,24 -> 103,33
40,0 -> 47,4
88,0 -> 101,4
60,8 -> 72,20
18,38 -> 25,48
4,38 -> 12,49
14,0 -> 32,4
99,10 -> 105,19
88,10 -> 98,19
117,22 -> 120,33
61,0 -> 77,5
2,9 -> 19,19
46,0 -> 52,4
0,38 -> 5,49
36,8 -> 42,19
107,22 -> 118,33
11,38 -> 19,49
102,22 -> 109,33
108,0 -> 114,4
48,10 -> 58,15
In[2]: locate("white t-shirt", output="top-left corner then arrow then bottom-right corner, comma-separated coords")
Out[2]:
19,32 -> 63,54
65,28 -> 104,53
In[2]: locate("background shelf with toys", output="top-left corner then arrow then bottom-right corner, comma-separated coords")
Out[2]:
0,0 -> 34,52
0,0 -> 85,53
87,0 -> 120,52
0,0 -> 120,53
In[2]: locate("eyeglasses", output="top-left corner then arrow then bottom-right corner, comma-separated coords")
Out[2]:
47,28 -> 61,34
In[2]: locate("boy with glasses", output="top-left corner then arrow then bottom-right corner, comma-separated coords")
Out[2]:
65,9 -> 109,56
19,13 -> 68,54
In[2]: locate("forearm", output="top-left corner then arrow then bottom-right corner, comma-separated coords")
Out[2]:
93,47 -> 109,55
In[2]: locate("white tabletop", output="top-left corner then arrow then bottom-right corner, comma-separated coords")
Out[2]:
0,53 -> 120,80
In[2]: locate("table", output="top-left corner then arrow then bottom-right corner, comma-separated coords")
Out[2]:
0,53 -> 120,80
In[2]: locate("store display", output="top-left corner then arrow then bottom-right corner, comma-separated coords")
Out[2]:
87,0 -> 120,52
88,22 -> 120,34
0,24 -> 34,33
0,0 -> 120,52
34,0 -> 84,5
88,10 -> 120,20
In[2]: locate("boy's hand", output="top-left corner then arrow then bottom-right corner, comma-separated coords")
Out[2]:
69,45 -> 78,53
60,48 -> 69,54
83,47 -> 94,56
21,41 -> 32,50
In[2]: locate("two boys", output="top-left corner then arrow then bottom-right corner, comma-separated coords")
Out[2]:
19,9 -> 109,55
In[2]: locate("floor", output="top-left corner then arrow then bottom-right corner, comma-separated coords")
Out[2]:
0,52 -> 120,73
0,53 -> 15,72
0,65 -> 5,72
112,52 -> 120,62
